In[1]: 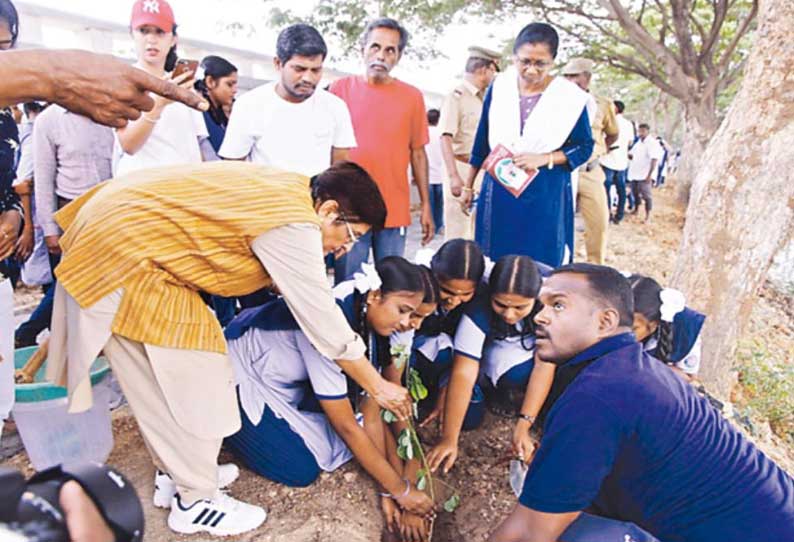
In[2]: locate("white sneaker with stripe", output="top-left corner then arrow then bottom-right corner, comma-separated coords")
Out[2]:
153,463 -> 240,509
167,491 -> 267,536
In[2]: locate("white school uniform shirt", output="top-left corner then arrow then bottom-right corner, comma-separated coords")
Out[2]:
229,324 -> 353,472
113,66 -> 208,176
627,135 -> 664,181
601,114 -> 634,171
453,300 -> 536,387
426,124 -> 445,185
219,82 -> 357,177
645,335 -> 702,375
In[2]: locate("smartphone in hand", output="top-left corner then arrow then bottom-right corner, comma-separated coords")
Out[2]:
172,59 -> 199,80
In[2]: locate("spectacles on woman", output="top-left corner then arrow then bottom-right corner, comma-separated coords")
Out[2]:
516,57 -> 553,70
338,214 -> 360,245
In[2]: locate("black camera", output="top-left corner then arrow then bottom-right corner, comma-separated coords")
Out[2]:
0,463 -> 144,542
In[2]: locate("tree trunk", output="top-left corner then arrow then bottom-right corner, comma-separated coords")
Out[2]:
671,0 -> 794,397
674,99 -> 721,204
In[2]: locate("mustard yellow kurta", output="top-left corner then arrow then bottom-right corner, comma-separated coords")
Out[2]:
54,161 -> 319,354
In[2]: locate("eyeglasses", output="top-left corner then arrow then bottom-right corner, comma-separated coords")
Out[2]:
516,57 -> 553,70
339,215 -> 360,245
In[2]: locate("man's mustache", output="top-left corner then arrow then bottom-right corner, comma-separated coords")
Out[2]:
368,61 -> 389,71
535,326 -> 550,340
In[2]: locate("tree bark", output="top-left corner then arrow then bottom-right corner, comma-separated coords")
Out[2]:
671,0 -> 794,397
674,96 -> 723,203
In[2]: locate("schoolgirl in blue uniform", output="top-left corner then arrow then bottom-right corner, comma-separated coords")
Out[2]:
410,239 -> 487,422
223,257 -> 434,520
427,255 -> 556,474
630,274 -> 706,380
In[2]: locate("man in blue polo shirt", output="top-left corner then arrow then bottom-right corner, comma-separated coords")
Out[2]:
490,263 -> 794,542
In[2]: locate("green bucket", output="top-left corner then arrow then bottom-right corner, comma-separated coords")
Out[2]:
13,346 -> 110,403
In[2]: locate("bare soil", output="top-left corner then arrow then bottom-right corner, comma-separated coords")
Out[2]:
3,185 -> 793,541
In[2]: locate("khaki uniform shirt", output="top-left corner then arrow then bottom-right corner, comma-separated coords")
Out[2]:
438,79 -> 485,157
589,95 -> 619,161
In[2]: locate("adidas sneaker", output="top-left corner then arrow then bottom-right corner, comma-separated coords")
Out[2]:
153,463 -> 240,509
167,491 -> 266,536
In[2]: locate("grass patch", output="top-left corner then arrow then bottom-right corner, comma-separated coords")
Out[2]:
736,340 -> 794,446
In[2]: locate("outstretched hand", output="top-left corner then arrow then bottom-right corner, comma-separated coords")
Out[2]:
48,50 -> 208,128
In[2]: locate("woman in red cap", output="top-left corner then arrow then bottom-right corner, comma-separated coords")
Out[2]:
114,0 -> 208,176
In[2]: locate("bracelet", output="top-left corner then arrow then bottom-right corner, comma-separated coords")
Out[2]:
142,114 -> 160,124
379,478 -> 411,499
461,186 -> 473,193
547,153 -> 554,170
517,413 -> 535,425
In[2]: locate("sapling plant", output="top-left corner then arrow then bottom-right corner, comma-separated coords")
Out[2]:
381,344 -> 461,513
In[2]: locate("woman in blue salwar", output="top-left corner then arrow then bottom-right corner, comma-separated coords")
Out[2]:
460,23 -> 594,267
223,256 -> 436,532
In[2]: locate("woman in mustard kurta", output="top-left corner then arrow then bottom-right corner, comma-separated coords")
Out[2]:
46,160 -> 425,537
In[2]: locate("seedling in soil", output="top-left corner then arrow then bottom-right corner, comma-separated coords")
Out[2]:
382,357 -> 461,512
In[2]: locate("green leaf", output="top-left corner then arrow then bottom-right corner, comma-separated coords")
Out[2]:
416,470 -> 428,491
408,368 -> 429,402
381,409 -> 398,424
443,494 -> 460,513
396,429 -> 414,460
390,343 -> 410,370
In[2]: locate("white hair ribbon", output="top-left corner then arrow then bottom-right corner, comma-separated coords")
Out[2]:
659,288 -> 686,323
482,256 -> 496,282
353,263 -> 382,294
414,248 -> 435,267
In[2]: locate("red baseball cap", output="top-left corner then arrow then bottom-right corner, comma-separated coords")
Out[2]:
130,0 -> 176,32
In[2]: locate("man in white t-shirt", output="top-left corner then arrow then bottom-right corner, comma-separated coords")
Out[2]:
601,100 -> 635,224
220,24 -> 356,177
425,108 -> 445,235
627,123 -> 663,223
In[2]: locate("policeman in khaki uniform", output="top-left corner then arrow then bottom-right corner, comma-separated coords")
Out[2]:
562,58 -> 618,265
438,45 -> 501,240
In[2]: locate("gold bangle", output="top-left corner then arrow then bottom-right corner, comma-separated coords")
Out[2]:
462,187 -> 473,193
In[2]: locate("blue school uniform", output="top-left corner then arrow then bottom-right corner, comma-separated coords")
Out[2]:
454,294 -> 536,389
644,307 -> 706,374
448,294 -> 537,429
521,333 -> 794,542
471,86 -> 594,267
225,280 -> 392,487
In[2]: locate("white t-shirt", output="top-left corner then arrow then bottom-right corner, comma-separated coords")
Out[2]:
426,124 -> 445,185
219,82 -> 357,177
601,114 -> 634,171
113,102 -> 208,176
627,135 -> 663,181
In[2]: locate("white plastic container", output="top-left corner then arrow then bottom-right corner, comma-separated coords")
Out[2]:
12,380 -> 113,471
13,347 -> 114,470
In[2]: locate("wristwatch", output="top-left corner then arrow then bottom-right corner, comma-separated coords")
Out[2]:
517,413 -> 535,425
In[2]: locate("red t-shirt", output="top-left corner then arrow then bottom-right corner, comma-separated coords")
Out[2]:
330,76 -> 429,228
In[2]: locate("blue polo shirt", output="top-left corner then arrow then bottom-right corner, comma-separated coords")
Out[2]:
520,333 -> 794,542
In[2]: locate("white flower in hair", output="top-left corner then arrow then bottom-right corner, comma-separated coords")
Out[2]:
620,270 -> 633,279
482,256 -> 496,282
353,263 -> 382,294
414,248 -> 435,267
659,288 -> 686,322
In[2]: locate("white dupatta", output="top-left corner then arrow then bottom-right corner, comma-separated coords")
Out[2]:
488,67 -> 590,154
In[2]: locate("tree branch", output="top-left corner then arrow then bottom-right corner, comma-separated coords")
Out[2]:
716,0 -> 759,74
668,0 -> 699,77
598,0 -> 682,69
697,0 -> 729,78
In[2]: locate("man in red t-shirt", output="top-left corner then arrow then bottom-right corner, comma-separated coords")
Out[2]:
330,17 -> 433,283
